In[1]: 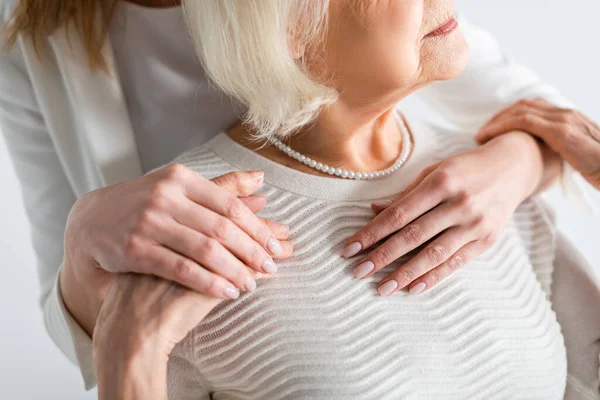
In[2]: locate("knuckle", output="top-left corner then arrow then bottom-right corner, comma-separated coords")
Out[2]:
518,113 -> 536,127
562,125 -> 583,147
402,224 -> 425,247
459,193 -> 477,215
426,245 -> 448,265
200,238 -> 220,260
173,258 -> 195,283
123,234 -> 144,260
399,268 -> 415,285
359,230 -> 377,248
213,217 -> 234,241
225,196 -> 245,220
133,211 -> 159,239
164,163 -> 188,181
427,270 -> 440,285
201,274 -> 218,295
434,169 -> 456,195
373,247 -> 394,267
387,206 -> 409,228
481,232 -> 498,249
447,253 -> 466,271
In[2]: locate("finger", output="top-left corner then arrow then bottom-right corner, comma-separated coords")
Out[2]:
353,202 -> 460,279
261,218 -> 289,240
407,240 -> 488,295
185,172 -> 285,258
476,109 -> 555,144
211,170 -> 264,197
476,99 -> 553,140
343,172 -> 445,258
240,194 -> 267,213
174,200 -> 280,274
376,227 -> 472,296
136,244 -> 242,300
159,221 -> 258,292
371,162 -> 441,214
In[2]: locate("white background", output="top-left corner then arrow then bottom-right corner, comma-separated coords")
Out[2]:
1,1 -> 599,399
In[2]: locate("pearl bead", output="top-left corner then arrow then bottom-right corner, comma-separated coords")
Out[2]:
268,109 -> 412,180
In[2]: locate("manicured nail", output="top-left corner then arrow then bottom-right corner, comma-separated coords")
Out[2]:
378,280 -> 399,297
267,237 -> 283,256
372,200 -> 392,209
342,242 -> 362,258
409,282 -> 427,296
224,286 -> 240,299
262,259 -> 278,274
280,224 -> 290,236
245,276 -> 257,292
250,170 -> 264,183
353,261 -> 375,279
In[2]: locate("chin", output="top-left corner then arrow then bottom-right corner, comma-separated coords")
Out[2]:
436,32 -> 470,81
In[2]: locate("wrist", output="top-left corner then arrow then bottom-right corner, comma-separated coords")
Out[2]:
95,346 -> 168,400
59,259 -> 100,337
490,131 -> 547,200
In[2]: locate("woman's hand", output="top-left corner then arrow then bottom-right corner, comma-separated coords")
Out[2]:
342,131 -> 557,296
477,99 -> 600,190
60,165 -> 292,337
94,271 -> 254,400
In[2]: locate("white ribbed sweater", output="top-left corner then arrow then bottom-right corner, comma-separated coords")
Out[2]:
166,116 -> 567,400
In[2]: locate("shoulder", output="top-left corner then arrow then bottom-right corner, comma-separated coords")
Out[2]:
166,144 -> 238,181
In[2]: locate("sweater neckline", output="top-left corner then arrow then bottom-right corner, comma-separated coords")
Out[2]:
206,112 -> 436,201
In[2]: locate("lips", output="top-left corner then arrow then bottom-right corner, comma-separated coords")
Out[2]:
426,18 -> 459,38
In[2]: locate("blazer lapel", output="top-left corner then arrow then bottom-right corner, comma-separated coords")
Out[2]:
48,23 -> 143,187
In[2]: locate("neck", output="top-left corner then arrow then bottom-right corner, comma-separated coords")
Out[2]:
230,94 -> 408,175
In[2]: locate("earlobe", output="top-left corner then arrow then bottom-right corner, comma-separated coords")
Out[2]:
290,42 -> 306,60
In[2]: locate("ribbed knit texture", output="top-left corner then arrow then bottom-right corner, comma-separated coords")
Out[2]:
167,116 -> 567,400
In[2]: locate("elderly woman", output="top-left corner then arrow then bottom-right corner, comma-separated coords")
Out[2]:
89,1 -> 600,399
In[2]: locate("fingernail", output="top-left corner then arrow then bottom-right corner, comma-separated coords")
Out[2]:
409,282 -> 427,296
267,237 -> 283,256
250,170 -> 264,183
280,224 -> 290,236
378,280 -> 399,297
342,242 -> 362,258
262,259 -> 278,274
245,276 -> 257,292
224,286 -> 240,299
353,261 -> 374,279
372,200 -> 392,209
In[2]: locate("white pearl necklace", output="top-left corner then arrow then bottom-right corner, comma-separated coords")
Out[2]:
270,111 -> 413,180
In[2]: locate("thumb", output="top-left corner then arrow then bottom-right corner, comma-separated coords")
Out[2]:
211,170 -> 264,197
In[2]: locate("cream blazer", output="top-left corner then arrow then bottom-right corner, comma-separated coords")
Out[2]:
0,1 -> 596,393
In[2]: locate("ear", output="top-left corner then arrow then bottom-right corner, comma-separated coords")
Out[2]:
288,35 -> 306,60
292,43 -> 306,60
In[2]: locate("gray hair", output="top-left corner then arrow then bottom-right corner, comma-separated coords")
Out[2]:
182,0 -> 338,140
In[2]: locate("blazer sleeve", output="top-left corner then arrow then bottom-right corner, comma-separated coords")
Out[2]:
0,34 -> 96,388
417,13 -> 597,214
